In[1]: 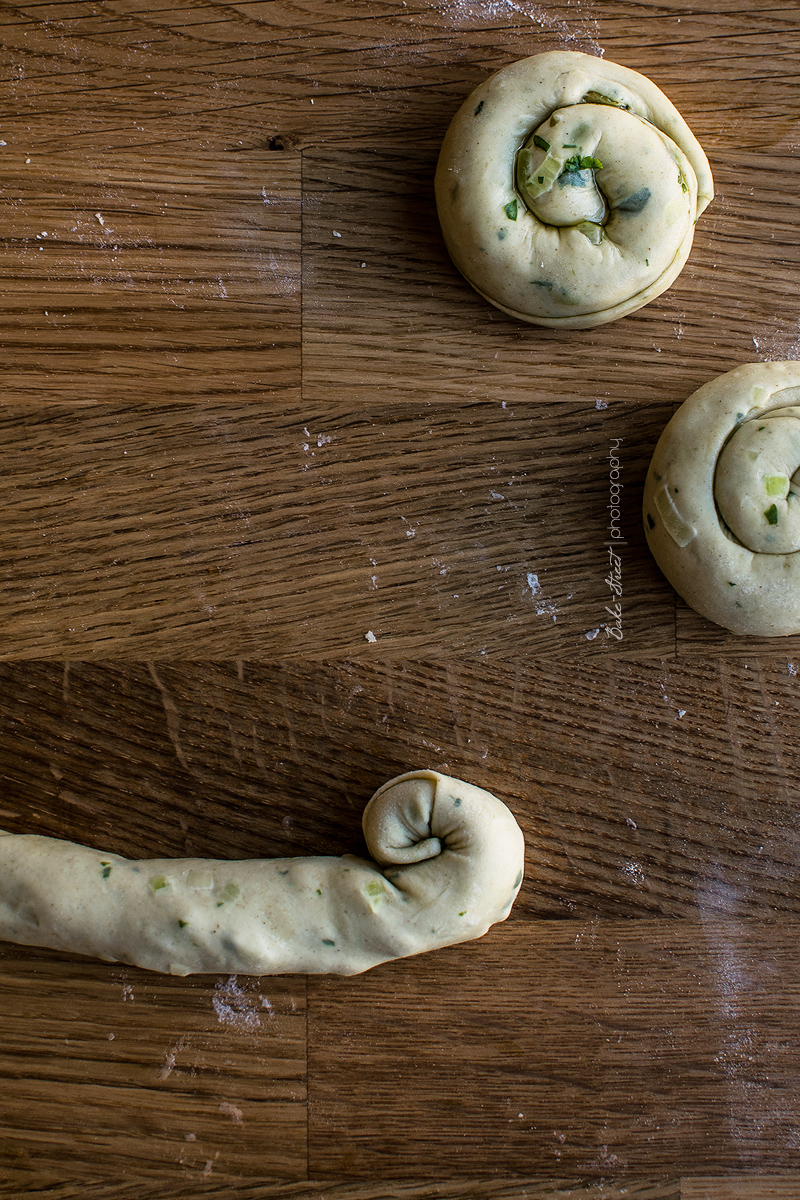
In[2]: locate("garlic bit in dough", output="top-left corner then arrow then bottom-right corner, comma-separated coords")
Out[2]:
0,770 -> 525,976
435,50 -> 713,329
643,362 -> 800,636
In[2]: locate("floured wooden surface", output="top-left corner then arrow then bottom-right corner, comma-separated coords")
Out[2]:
1,1 -> 799,1195
1,660 -> 800,1193
0,0 -> 798,657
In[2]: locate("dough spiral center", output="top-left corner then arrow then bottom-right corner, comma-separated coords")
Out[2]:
715,406 -> 800,554
516,108 -> 607,238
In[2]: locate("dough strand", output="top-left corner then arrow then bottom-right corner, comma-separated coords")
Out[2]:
0,770 -> 525,976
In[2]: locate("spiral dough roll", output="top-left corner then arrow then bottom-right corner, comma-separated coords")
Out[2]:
644,362 -> 800,636
0,770 -> 525,976
435,50 -> 713,328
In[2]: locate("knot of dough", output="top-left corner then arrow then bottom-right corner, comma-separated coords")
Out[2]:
715,407 -> 800,554
435,50 -> 713,329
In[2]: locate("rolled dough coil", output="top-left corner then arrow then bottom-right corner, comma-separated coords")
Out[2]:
644,361 -> 800,635
435,50 -> 713,328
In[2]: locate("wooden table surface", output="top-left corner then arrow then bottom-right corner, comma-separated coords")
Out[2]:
1,1 -> 800,1197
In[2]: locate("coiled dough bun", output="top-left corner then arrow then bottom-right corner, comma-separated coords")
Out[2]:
435,50 -> 713,329
0,770 -> 525,976
644,362 -> 800,636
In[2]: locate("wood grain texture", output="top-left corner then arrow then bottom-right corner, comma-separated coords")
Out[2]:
308,922 -> 800,1177
1,152 -> 301,403
0,0 -> 797,655
1,1 -> 800,1195
0,660 -> 799,1193
1,399 -> 678,658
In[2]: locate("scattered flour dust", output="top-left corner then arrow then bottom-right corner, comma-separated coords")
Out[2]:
435,0 -> 603,54
753,324 -> 800,362
219,1101 -> 244,1123
526,571 -> 559,622
212,976 -> 261,1031
620,860 -> 645,887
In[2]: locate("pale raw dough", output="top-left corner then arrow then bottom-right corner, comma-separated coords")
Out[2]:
0,770 -> 525,976
435,50 -> 713,328
643,361 -> 800,635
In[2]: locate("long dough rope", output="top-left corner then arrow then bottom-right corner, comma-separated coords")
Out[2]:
643,361 -> 800,636
435,50 -> 713,329
0,770 -> 525,976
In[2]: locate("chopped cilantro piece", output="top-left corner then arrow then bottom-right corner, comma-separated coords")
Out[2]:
563,154 -> 603,173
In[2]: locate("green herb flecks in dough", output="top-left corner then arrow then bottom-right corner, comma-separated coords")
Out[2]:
617,187 -> 651,214
765,475 -> 789,496
215,882 -> 240,907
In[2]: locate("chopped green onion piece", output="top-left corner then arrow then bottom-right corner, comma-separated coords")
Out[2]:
532,134 -> 549,151
474,100 -> 484,116
101,865 -> 112,879
516,146 -> 564,202
149,875 -> 168,892
503,198 -> 518,221
654,484 -> 695,547
581,90 -> 628,109
215,881 -> 241,906
764,504 -> 779,525
575,220 -> 604,245
765,475 -> 788,496
178,919 -> 189,928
